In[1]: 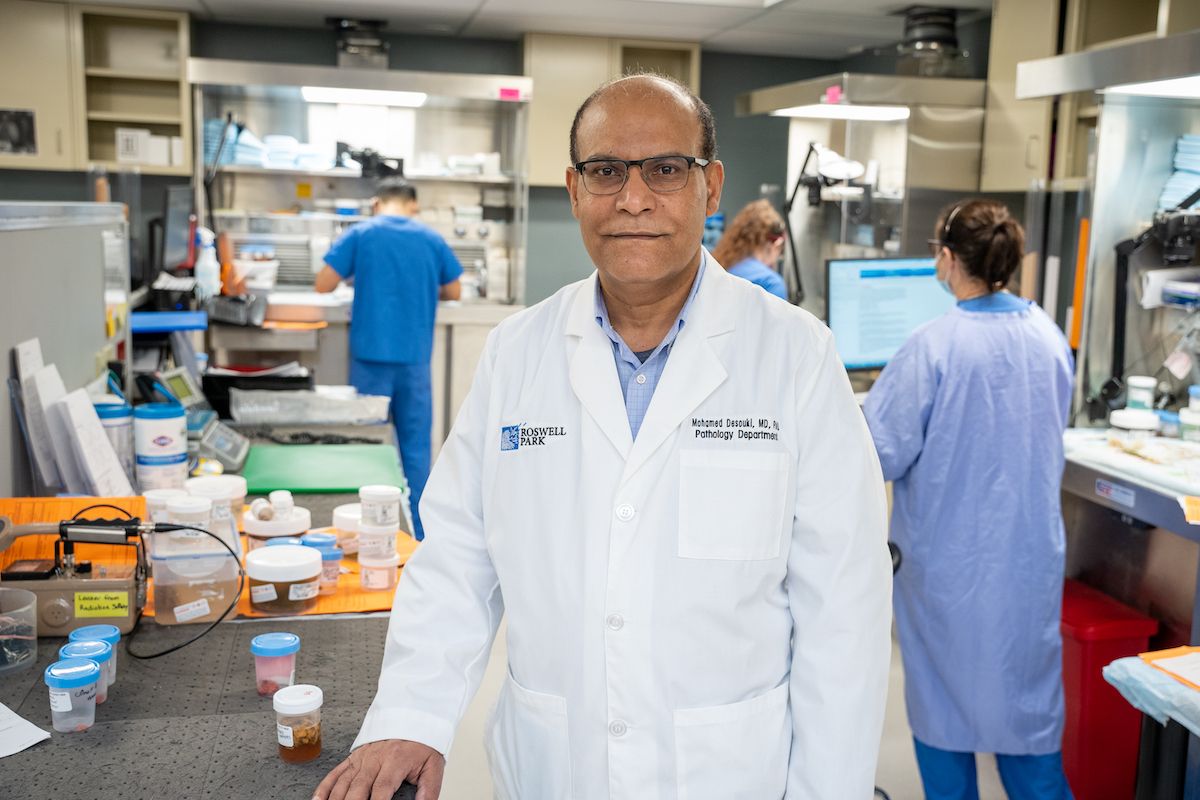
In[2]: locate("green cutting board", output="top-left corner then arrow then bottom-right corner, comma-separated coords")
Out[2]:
241,444 -> 404,494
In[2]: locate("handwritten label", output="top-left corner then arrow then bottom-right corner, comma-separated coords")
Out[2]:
74,591 -> 129,619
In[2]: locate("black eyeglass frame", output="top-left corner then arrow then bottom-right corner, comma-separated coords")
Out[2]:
573,155 -> 711,195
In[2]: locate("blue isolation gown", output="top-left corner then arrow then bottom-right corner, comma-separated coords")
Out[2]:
863,294 -> 1074,754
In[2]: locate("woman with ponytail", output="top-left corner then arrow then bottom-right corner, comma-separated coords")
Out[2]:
711,199 -> 788,299
864,200 -> 1076,799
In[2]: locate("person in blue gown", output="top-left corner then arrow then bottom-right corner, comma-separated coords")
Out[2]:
711,199 -> 788,300
315,178 -> 463,541
864,199 -> 1075,800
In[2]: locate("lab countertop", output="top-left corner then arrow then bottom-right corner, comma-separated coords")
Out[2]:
0,616 -> 414,800
1063,428 -> 1200,543
264,288 -> 523,325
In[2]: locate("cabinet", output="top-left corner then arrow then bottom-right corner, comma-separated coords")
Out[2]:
979,0 -> 1057,192
0,0 -> 78,170
523,33 -> 701,187
70,4 -> 191,176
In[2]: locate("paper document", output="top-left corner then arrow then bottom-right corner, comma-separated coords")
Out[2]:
32,365 -> 88,494
0,701 -> 49,758
62,389 -> 134,496
18,352 -> 62,490
1149,650 -> 1200,689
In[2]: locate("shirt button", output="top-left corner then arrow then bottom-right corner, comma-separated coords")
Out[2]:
635,373 -> 647,385
606,614 -> 624,631
615,504 -> 635,522
609,720 -> 628,737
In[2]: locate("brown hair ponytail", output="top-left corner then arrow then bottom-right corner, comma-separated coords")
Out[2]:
936,200 -> 1024,291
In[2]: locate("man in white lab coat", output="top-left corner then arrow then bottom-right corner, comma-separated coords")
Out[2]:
315,74 -> 892,800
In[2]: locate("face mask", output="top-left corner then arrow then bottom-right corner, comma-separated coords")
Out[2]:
938,277 -> 954,296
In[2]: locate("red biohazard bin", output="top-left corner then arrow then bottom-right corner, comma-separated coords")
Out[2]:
1061,580 -> 1159,800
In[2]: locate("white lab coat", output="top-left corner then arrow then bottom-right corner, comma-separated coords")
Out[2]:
353,256 -> 892,800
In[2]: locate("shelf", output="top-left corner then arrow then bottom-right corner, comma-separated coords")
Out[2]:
87,161 -> 191,177
85,67 -> 179,82
87,111 -> 181,125
217,164 -> 515,185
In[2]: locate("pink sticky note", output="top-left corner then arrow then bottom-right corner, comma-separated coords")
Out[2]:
499,87 -> 521,101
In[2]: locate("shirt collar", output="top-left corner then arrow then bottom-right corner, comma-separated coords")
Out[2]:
594,251 -> 706,353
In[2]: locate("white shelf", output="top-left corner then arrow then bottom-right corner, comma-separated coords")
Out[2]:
87,160 -> 190,176
217,164 -> 515,185
85,67 -> 179,82
87,111 -> 182,125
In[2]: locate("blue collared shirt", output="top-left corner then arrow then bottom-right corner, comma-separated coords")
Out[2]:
594,255 -> 705,439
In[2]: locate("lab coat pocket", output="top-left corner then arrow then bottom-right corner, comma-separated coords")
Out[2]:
678,450 -> 789,560
673,682 -> 790,800
485,670 -> 572,800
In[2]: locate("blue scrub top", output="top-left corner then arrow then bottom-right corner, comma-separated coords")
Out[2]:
325,215 -> 463,365
726,257 -> 787,300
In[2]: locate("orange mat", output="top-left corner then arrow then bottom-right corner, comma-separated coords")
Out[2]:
2,498 -> 418,619
144,528 -> 419,618
1142,645 -> 1200,691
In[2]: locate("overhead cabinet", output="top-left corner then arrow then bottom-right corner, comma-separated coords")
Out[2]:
0,0 -> 77,170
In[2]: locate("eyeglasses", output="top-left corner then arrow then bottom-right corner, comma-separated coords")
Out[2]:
574,155 -> 710,195
927,238 -> 948,257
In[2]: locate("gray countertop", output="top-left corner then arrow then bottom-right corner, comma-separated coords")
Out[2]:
1,615 -> 416,800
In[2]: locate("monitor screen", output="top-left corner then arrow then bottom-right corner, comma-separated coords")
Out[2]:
164,372 -> 198,405
826,257 -> 955,370
162,185 -> 193,271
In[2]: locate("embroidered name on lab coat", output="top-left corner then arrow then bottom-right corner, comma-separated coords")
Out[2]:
500,424 -> 567,451
691,416 -> 781,441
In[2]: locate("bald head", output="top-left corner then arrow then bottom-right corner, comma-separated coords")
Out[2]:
568,74 -> 716,165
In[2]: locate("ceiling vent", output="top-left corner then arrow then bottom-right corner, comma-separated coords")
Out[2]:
327,18 -> 389,70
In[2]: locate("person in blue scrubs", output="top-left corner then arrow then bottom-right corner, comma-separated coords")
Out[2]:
711,199 -> 788,300
315,178 -> 462,541
863,200 -> 1075,800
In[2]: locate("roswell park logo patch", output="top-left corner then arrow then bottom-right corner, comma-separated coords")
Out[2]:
500,424 -> 566,451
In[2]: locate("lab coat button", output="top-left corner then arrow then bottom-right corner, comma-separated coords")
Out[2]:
606,614 -> 624,631
615,504 -> 635,522
635,373 -> 647,385
609,720 -> 628,737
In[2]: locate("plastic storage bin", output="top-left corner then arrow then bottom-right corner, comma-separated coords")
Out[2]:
1061,580 -> 1159,800
150,553 -> 240,625
0,587 -> 37,675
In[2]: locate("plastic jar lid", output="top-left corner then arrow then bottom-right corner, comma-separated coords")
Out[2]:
273,684 -> 323,715
243,507 -> 312,537
94,403 -> 133,420
44,658 -> 102,689
245,545 -> 322,583
134,402 -> 184,420
1110,408 -> 1160,431
358,553 -> 401,569
332,503 -> 361,533
358,522 -> 400,536
318,547 -> 344,561
167,495 -> 213,515
265,537 -> 304,547
59,640 -> 113,664
69,624 -> 120,645
250,632 -> 301,657
301,532 -> 338,549
1181,408 -> 1200,426
1127,375 -> 1157,389
186,475 -> 248,499
144,488 -> 188,503
359,485 -> 402,502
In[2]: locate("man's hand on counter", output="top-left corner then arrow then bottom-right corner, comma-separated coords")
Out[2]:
313,739 -> 444,800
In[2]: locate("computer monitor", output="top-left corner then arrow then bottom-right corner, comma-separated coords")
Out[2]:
825,256 -> 956,371
161,184 -> 193,271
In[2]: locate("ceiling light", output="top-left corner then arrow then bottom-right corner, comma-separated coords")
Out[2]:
1106,75 -> 1200,99
300,86 -> 427,107
771,104 -> 911,121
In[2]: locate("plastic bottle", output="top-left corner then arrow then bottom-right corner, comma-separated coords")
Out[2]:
194,228 -> 221,300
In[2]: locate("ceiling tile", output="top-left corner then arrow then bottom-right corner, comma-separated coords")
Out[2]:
704,27 -> 878,58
